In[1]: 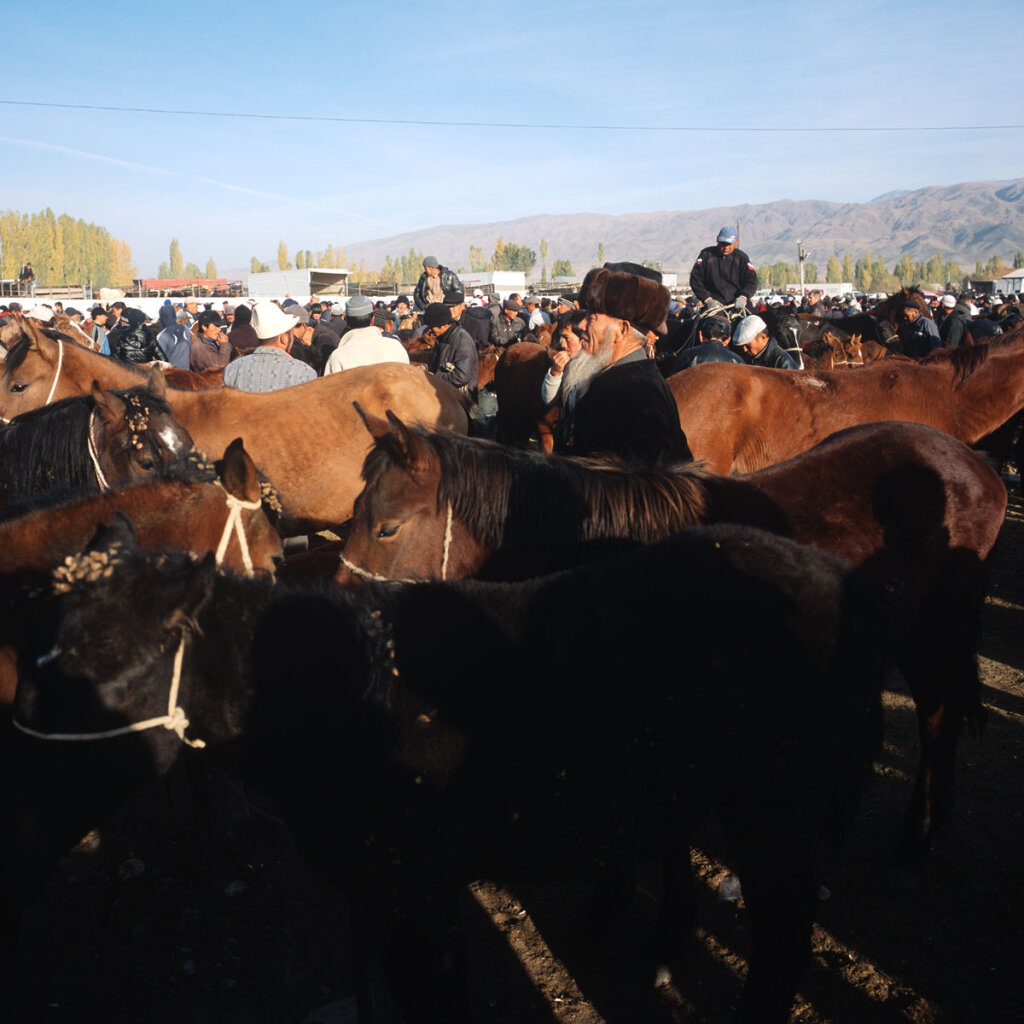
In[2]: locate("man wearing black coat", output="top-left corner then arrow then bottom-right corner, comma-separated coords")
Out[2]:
413,256 -> 462,312
555,267 -> 691,464
689,227 -> 758,309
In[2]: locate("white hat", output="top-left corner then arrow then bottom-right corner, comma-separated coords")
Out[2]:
25,305 -> 54,323
968,303 -> 980,316
941,294 -> 956,308
251,300 -> 300,340
473,288 -> 483,297
732,315 -> 767,347
768,295 -> 784,306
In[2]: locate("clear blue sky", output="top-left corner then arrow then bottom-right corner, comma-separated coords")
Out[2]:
3,0 -> 1022,276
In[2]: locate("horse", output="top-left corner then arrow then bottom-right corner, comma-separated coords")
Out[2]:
0,378 -> 194,508
666,324 -> 1024,475
0,321 -> 469,531
11,518 -> 888,1024
336,413 -> 1007,874
145,363 -> 226,390
491,340 -> 559,450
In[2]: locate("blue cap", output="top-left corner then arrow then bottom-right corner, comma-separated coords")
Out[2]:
717,227 -> 738,244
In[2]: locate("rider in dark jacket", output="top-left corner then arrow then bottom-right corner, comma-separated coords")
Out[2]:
107,307 -> 167,364
414,257 -> 463,311
689,227 -> 758,308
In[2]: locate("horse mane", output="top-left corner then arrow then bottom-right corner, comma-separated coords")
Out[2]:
363,428 -> 712,550
917,344 -> 991,388
0,386 -> 213,521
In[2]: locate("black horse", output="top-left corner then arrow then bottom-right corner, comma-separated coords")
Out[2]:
12,518 -> 888,1023
0,379 -> 194,510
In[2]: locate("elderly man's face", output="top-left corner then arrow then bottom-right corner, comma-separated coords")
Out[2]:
903,306 -> 921,324
580,311 -> 617,354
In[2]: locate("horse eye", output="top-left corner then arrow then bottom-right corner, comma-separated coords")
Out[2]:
10,383 -> 28,394
377,523 -> 400,539
138,457 -> 156,471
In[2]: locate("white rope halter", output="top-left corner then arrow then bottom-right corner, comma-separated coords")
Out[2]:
214,489 -> 264,577
86,408 -> 111,491
338,501 -> 453,583
13,633 -> 207,749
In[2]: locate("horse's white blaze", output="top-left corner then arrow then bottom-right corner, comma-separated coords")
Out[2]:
157,425 -> 188,456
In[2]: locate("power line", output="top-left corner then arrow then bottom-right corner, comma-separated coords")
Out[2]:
2,98 -> 1023,133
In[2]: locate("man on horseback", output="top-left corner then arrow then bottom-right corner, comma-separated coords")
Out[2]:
689,228 -> 758,309
897,299 -> 941,358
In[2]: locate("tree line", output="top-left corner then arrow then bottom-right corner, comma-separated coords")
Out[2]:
0,208 -> 137,289
761,250 -> 1024,292
154,238 -> 218,281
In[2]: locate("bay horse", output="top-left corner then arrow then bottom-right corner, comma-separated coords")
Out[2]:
0,378 -> 194,508
667,324 -> 1024,475
337,413 -> 1008,874
11,519 -> 888,1023
0,321 -> 469,531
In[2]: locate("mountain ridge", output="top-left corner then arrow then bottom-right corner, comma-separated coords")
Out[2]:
340,178 -> 1024,279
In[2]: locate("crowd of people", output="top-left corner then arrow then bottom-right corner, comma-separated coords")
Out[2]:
3,241 -> 1022,470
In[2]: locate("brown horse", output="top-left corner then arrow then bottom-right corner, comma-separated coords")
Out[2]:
667,324 -> 1024,474
336,413 -> 1007,873
0,322 -> 469,531
492,340 -> 559,451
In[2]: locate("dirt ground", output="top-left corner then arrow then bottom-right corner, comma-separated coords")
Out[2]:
10,490 -> 1024,1023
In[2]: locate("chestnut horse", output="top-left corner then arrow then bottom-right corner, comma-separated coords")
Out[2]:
0,323 -> 469,531
337,413 -> 1007,873
667,325 -> 1024,474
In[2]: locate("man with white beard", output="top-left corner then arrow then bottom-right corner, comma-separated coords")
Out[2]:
552,267 -> 691,463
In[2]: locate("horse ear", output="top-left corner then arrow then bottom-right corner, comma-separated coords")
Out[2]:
353,400 -> 391,440
91,380 -> 127,425
217,438 -> 261,504
88,511 -> 139,559
146,366 -> 167,400
383,409 -> 430,471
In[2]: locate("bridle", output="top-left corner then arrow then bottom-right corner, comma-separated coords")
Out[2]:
214,486 -> 264,577
86,408 -> 111,491
12,486 -> 266,749
14,629 -> 207,749
338,501 -> 454,584
1,336 -> 64,425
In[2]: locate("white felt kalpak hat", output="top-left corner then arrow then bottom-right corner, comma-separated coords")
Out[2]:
251,301 -> 300,340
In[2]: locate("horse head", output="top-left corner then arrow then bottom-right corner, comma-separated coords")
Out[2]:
337,405 -> 457,585
89,376 -> 195,487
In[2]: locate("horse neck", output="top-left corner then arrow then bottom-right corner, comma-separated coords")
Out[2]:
953,343 -> 1024,440
64,346 -> 147,391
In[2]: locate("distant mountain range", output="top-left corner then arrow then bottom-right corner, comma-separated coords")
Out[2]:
341,178 -> 1024,280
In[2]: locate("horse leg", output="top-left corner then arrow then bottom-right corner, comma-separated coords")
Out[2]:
646,839 -> 698,986
721,813 -> 817,1024
893,601 -> 983,878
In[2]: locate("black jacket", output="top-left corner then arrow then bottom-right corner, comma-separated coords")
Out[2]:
428,323 -> 478,399
414,266 -> 463,311
460,306 -> 492,348
489,312 -> 525,348
744,336 -> 798,370
689,247 -> 758,305
939,307 -> 971,349
560,353 -> 691,465
107,308 -> 167,365
673,340 -> 745,373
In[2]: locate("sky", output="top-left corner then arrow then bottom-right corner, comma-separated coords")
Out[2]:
3,0 -> 1022,278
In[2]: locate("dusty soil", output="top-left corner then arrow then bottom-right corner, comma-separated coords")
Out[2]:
10,492 -> 1024,1023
